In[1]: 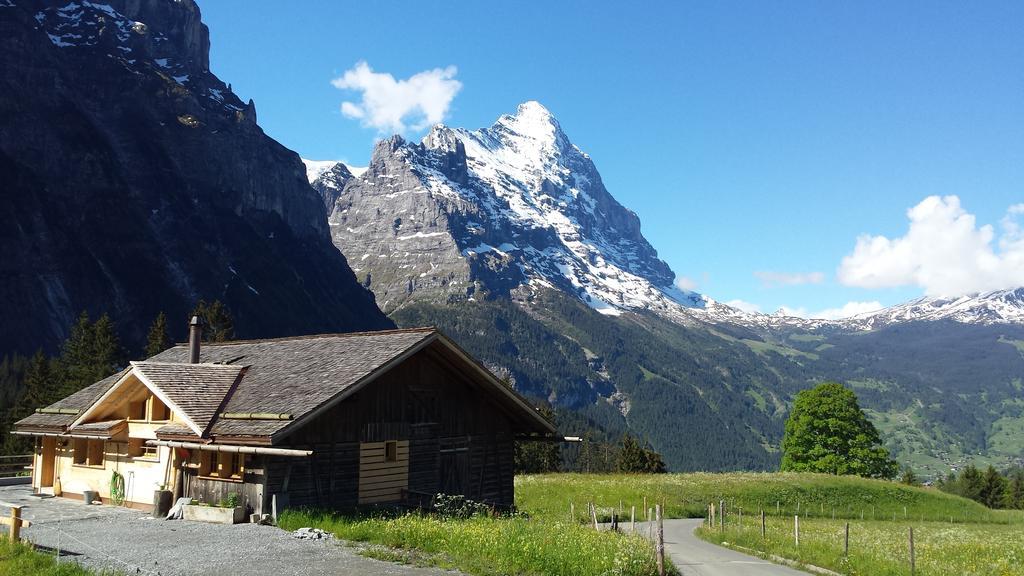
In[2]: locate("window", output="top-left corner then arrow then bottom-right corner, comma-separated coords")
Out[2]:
73,438 -> 105,467
128,395 -> 170,422
73,438 -> 87,465
128,438 -> 158,460
150,399 -> 170,422
199,451 -> 244,480
385,440 -> 398,462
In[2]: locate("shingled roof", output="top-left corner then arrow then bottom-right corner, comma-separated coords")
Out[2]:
147,328 -> 452,440
15,327 -> 555,443
131,362 -> 245,436
13,368 -> 128,433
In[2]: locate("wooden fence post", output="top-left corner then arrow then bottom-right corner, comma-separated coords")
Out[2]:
0,505 -> 31,542
719,499 -> 725,530
590,502 -> 599,530
644,496 -> 648,520
570,501 -> 575,523
794,515 -> 800,547
655,504 -> 665,576
760,509 -> 765,538
631,505 -> 636,534
10,506 -> 21,541
909,527 -> 915,576
844,522 -> 849,556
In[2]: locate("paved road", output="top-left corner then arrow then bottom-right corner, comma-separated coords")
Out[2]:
662,519 -> 808,576
0,485 -> 457,576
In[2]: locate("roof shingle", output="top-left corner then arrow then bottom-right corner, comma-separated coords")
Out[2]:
146,329 -> 436,438
131,362 -> 244,436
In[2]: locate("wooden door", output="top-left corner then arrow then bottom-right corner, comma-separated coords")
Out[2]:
438,442 -> 468,496
39,437 -> 56,487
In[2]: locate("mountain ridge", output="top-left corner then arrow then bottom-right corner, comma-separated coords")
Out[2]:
0,0 -> 391,353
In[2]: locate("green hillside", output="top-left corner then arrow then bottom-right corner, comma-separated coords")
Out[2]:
393,291 -> 1024,476
516,472 -> 1019,524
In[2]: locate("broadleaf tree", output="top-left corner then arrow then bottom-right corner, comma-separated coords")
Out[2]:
781,382 -> 898,479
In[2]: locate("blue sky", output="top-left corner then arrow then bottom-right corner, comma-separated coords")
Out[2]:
198,1 -> 1024,317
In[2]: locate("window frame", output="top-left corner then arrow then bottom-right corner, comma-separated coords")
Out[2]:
127,438 -> 159,461
72,438 -> 106,468
198,451 -> 245,482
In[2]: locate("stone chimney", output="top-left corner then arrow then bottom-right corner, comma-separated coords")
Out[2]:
188,316 -> 204,363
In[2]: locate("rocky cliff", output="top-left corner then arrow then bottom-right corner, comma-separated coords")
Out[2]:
320,101 -> 695,315
0,0 -> 390,353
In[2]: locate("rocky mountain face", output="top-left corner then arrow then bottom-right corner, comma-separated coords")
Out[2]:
304,160 -> 362,212
318,101 -> 698,315
0,0 -> 390,353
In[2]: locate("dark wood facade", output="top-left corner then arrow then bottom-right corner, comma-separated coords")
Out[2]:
206,344 -> 523,515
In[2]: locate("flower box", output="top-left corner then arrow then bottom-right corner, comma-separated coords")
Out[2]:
182,503 -> 246,524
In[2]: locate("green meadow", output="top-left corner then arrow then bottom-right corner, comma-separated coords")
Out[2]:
280,472 -> 1022,576
698,515 -> 1024,576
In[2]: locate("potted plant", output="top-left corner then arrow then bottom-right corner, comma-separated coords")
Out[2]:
153,483 -> 173,517
182,493 -> 245,524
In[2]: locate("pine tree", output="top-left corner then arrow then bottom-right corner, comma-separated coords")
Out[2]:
1004,469 -> 1024,510
958,464 -> 984,502
979,465 -> 1007,509
617,434 -> 668,474
17,350 -> 58,415
90,314 -> 122,378
58,311 -> 123,396
190,300 -> 235,342
4,350 -> 56,454
59,311 -> 94,393
145,312 -> 171,357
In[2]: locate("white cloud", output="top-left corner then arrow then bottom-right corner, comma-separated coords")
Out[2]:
753,271 -> 825,287
774,301 -> 884,320
838,196 -> 1024,297
332,61 -> 462,134
674,275 -> 699,291
810,301 -> 884,320
724,299 -> 762,313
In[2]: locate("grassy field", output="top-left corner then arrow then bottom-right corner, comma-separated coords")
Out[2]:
0,538 -> 107,576
278,509 -> 669,576
697,515 -> 1024,576
516,472 -> 1022,524
281,472 -> 1022,576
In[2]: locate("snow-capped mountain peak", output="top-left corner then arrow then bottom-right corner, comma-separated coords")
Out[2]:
848,287 -> 1024,327
319,101 -> 690,316
493,100 -> 565,146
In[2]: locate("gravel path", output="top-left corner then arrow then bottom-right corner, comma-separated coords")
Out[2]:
0,485 -> 457,576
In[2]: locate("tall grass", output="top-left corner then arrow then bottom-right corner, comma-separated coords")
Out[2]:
279,509 -> 670,576
0,538 -> 109,576
696,515 -> 1024,576
516,472 -> 1024,524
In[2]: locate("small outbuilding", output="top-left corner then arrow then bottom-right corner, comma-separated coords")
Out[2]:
13,324 -> 555,514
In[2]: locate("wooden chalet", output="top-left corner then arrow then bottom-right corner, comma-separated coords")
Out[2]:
12,322 -> 555,514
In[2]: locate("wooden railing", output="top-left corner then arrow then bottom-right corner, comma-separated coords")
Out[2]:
0,455 -> 32,479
